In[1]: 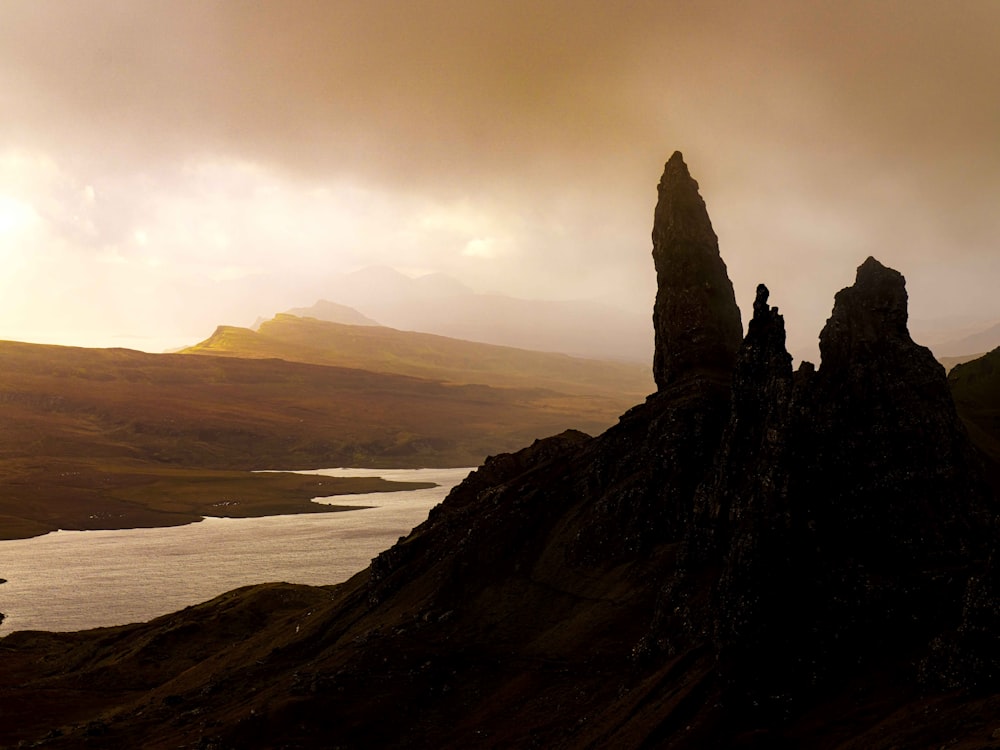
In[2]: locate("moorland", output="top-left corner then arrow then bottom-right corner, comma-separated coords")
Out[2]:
0,330 -> 650,540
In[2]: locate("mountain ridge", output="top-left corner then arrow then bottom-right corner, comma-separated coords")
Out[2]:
0,339 -> 632,540
282,299 -> 380,327
284,266 -> 652,362
933,319 -> 1000,358
184,314 -> 652,399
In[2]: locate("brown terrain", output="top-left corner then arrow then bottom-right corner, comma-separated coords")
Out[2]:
0,336 -> 645,540
0,153 -> 998,749
184,313 -> 653,398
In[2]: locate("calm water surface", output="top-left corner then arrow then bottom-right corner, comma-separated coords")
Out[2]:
0,467 -> 471,635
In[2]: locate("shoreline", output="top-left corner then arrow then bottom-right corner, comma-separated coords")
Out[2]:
0,466 -> 435,542
0,467 -> 471,635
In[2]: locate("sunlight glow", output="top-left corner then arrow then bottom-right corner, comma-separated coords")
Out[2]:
462,237 -> 498,258
0,194 -> 38,236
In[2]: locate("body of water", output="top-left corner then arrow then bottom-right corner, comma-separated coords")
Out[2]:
0,467 -> 471,635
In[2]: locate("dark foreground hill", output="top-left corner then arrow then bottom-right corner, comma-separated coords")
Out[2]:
933,320 -> 1000,359
950,346 -> 1000,493
0,342 -> 629,539
1,153 -> 998,748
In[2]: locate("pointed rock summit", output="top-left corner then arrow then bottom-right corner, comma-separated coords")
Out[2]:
818,255 -> 911,367
802,256 -> 991,571
651,151 -> 743,390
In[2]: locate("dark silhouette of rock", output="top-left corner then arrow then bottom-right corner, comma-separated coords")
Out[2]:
651,151 -> 743,390
0,155 -> 996,750
803,255 -> 992,570
949,344 -> 1000,492
695,256 -> 995,708
688,283 -> 793,558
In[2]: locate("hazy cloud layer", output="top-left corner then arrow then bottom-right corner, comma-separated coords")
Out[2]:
1,1 -> 998,358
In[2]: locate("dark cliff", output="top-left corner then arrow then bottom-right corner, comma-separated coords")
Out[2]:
652,151 -> 743,390
1,154 -> 998,749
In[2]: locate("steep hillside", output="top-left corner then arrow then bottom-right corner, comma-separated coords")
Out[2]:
0,342 -> 629,539
940,352 -> 987,372
184,314 -> 652,399
1,153 -> 997,749
950,347 -> 1000,491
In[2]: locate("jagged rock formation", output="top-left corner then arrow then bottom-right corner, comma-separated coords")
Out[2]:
657,256 -> 996,711
1,155 -> 997,749
651,151 -> 743,390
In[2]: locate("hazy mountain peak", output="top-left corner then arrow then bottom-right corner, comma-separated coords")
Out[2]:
412,271 -> 474,297
287,265 -> 652,362
283,299 -> 380,327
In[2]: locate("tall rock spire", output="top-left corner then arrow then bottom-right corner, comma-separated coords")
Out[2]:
651,152 -> 743,390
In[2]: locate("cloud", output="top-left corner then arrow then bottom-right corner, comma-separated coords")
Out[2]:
0,1 -> 998,357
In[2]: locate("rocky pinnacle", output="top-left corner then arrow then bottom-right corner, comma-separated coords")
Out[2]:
818,255 -> 912,368
651,152 -> 743,390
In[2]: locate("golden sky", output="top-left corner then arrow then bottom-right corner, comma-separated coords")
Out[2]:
1,1 -> 998,358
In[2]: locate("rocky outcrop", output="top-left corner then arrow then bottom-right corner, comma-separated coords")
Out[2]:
651,151 -> 743,390
1,155 -> 996,750
683,255 -> 996,707
797,257 -> 993,612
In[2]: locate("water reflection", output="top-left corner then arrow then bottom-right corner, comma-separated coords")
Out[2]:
0,467 -> 471,635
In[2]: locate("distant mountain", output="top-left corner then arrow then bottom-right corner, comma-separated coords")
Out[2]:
949,346 -> 1000,488
283,300 -> 380,327
184,314 -> 652,401
931,319 -> 1000,357
294,266 -> 651,362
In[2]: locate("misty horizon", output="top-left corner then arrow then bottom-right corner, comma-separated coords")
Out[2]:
2,2 -> 999,362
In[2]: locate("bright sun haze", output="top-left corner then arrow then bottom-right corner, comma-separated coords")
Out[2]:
1,1 -> 999,362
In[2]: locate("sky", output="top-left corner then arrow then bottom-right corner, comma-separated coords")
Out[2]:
1,0 -> 999,360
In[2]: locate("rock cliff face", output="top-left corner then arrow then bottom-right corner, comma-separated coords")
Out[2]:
1,154 -> 997,749
651,151 -> 743,390
661,253 -> 996,710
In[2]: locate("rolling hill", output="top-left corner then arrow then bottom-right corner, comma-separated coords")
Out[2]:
0,339 -> 639,539
184,314 -> 653,399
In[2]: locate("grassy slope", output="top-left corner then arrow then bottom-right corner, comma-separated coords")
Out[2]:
4,360 -> 1000,748
0,351 -> 998,747
0,339 -> 638,539
183,314 -> 653,399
